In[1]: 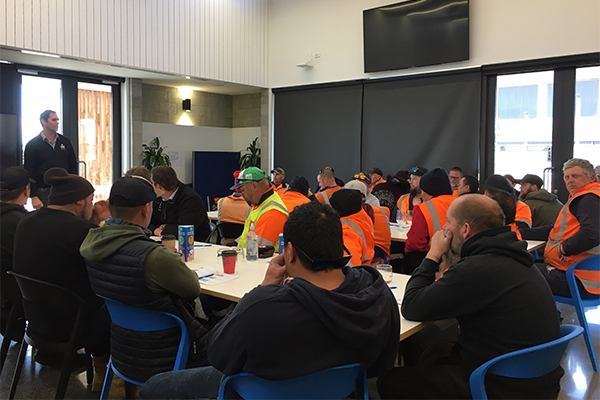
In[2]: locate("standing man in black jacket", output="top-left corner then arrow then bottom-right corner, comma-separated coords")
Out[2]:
378,194 -> 562,399
148,166 -> 211,241
24,110 -> 78,209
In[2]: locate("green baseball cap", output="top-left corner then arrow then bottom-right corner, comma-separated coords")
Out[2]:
230,167 -> 269,190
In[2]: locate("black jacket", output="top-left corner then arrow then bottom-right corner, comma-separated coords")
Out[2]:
207,265 -> 400,379
149,182 -> 211,241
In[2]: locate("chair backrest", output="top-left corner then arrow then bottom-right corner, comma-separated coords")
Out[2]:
566,254 -> 600,292
8,271 -> 88,344
218,363 -> 368,400
469,324 -> 584,400
217,222 -> 245,240
373,246 -> 388,263
99,296 -> 191,369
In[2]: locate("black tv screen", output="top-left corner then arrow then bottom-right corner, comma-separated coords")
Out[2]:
363,0 -> 469,73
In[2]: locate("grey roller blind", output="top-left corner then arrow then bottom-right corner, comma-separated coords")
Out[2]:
273,83 -> 364,184
361,70 -> 482,176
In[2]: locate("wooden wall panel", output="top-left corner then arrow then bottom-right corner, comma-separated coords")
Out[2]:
1,0 -> 268,88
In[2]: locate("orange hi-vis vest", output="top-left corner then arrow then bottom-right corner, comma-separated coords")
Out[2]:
217,195 -> 250,224
508,222 -> 523,241
271,182 -> 288,195
280,190 -> 310,213
516,201 -> 533,227
414,194 -> 456,250
369,178 -> 386,192
316,186 -> 342,205
371,204 -> 391,257
453,186 -> 459,197
544,182 -> 600,294
341,209 -> 375,266
397,193 -> 410,212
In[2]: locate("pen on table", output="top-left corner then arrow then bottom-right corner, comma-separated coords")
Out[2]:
198,274 -> 214,280
195,244 -> 212,247
389,286 -> 397,290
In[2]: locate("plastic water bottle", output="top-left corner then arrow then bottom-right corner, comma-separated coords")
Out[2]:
246,222 -> 259,261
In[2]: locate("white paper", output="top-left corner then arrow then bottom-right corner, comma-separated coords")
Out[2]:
193,267 -> 239,286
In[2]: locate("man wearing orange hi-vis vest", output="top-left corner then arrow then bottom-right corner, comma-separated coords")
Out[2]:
521,158 -> 600,299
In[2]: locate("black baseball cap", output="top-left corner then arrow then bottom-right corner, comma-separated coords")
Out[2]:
521,174 -> 544,188
110,176 -> 157,207
0,167 -> 33,191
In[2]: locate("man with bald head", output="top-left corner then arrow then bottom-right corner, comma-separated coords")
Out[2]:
378,194 -> 562,400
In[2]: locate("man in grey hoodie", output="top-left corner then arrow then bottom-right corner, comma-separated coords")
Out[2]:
519,174 -> 563,227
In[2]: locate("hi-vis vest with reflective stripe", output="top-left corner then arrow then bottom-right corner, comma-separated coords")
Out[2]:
414,194 -> 456,250
217,195 -> 250,224
544,183 -> 600,294
341,219 -> 370,267
371,204 -> 391,256
238,192 -> 288,253
316,186 -> 342,205
397,193 -> 410,212
515,201 -> 532,227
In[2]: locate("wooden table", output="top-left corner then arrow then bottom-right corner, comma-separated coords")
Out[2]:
186,244 -> 424,341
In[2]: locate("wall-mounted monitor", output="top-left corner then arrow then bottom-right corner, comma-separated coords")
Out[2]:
363,0 -> 470,73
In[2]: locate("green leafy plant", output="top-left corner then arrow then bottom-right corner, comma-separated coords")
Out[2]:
141,137 -> 171,170
239,137 -> 261,169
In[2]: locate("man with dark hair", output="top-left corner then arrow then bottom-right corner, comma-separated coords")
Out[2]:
448,166 -> 463,197
457,174 -> 479,196
521,158 -> 600,299
140,201 -> 400,399
519,173 -> 563,227
13,168 -> 110,389
24,110 -> 78,209
378,194 -> 562,399
80,176 -> 210,388
149,166 -> 211,242
484,174 -> 532,229
0,167 -> 31,341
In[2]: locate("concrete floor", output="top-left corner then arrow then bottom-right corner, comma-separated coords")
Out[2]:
1,302 -> 598,399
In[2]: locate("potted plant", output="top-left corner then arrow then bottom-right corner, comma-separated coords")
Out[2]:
141,137 -> 171,170
239,137 -> 261,169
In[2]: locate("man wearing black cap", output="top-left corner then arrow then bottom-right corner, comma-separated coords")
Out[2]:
81,176 -> 210,386
140,201 -> 399,399
405,167 -> 456,273
519,174 -> 563,227
13,167 -> 110,385
368,167 -> 385,191
0,167 -> 32,342
280,176 -> 311,212
484,175 -> 532,229
270,167 -> 288,195
396,166 -> 428,213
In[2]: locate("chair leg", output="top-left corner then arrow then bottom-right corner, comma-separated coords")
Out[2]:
1,305 -> 24,375
100,359 -> 114,400
8,340 -> 28,400
55,351 -> 77,400
574,305 -> 599,372
86,353 -> 94,385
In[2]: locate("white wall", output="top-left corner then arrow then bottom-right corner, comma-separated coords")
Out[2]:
1,0 -> 269,88
142,122 -> 260,183
268,0 -> 600,88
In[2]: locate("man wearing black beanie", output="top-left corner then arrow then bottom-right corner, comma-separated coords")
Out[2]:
404,167 -> 456,274
13,168 -> 110,389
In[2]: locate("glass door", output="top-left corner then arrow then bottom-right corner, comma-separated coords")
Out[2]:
77,82 -> 113,201
21,75 -> 62,154
573,66 -> 600,162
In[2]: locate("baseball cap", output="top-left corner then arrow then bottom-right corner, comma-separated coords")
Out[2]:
0,167 -> 33,191
345,180 -> 367,197
521,174 -> 544,188
409,166 -> 428,177
368,167 -> 383,176
484,175 -> 514,194
110,176 -> 157,207
230,167 -> 269,190
352,172 -> 372,185
270,167 -> 285,176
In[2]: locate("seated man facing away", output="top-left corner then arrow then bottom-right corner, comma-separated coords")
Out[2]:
81,176 -> 210,384
217,170 -> 250,226
519,173 -> 563,227
315,166 -> 342,205
233,167 -> 288,253
484,174 -> 533,229
521,158 -> 600,300
378,194 -> 562,399
140,201 -> 400,399
13,168 -> 110,390
279,175 -> 311,213
149,166 -> 211,242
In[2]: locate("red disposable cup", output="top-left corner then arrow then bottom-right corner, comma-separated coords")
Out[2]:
221,250 -> 237,274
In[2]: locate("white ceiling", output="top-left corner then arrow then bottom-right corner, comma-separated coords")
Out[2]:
0,46 -> 263,96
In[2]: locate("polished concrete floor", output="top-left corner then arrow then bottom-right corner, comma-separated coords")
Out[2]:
1,302 -> 598,399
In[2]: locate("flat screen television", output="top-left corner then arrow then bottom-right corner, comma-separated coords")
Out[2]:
363,0 -> 469,73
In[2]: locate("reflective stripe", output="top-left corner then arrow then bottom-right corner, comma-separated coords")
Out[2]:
342,219 -> 369,263
423,200 -> 441,232
322,192 -> 330,205
550,188 -> 600,245
217,198 -> 223,221
515,218 -> 532,228
398,193 -> 409,210
580,278 -> 600,290
255,200 -> 288,220
373,205 -> 390,224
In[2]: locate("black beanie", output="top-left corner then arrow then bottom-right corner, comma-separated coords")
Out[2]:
484,175 -> 513,194
330,189 -> 362,218
287,176 -> 310,197
419,167 -> 453,197
45,168 -> 94,205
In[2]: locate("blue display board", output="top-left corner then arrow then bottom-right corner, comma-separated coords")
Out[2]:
193,151 -> 240,209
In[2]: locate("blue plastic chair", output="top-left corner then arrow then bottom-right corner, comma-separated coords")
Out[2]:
469,324 -> 583,400
217,363 -> 368,400
373,245 -> 388,264
98,296 -> 192,400
553,254 -> 600,371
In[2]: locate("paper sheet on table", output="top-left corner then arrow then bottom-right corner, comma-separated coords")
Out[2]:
193,267 -> 239,286
392,290 -> 403,306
